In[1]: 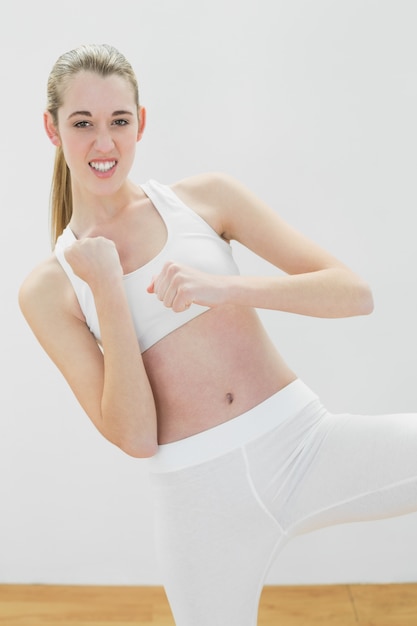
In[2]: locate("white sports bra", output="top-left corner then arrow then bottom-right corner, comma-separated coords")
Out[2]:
54,179 -> 240,352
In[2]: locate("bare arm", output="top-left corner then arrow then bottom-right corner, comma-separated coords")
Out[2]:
19,243 -> 157,458
155,172 -> 374,318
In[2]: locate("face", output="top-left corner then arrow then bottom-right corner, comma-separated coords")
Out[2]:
44,71 -> 145,198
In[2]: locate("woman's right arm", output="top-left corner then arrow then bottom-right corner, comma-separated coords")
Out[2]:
18,240 -> 158,458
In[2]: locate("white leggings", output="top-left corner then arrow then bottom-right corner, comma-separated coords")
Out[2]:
148,380 -> 417,626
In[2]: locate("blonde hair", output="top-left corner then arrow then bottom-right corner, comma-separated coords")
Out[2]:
46,43 -> 140,245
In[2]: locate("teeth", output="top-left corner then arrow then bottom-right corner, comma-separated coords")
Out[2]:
90,160 -> 116,172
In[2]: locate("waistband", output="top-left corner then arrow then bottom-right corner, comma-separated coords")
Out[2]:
147,379 -> 318,473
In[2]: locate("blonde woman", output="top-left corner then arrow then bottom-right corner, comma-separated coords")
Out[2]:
19,43 -> 417,626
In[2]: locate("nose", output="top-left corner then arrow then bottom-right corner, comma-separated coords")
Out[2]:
94,127 -> 115,153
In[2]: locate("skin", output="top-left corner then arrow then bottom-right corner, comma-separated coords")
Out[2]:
19,70 -> 374,457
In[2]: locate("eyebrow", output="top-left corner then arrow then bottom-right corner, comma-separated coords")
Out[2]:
67,110 -> 134,120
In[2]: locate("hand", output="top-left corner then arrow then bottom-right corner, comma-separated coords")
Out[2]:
147,261 -> 226,312
64,237 -> 123,288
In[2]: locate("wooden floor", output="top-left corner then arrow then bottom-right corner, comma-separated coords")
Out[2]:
1,584 -> 417,625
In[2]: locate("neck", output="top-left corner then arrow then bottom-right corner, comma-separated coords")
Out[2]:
69,179 -> 143,238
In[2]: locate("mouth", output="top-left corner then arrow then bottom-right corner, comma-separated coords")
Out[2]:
89,160 -> 117,173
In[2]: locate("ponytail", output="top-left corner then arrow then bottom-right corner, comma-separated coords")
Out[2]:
50,147 -> 72,246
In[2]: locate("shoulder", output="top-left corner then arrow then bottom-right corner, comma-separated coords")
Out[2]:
20,255 -> 60,300
171,172 -> 251,238
19,255 -> 74,323
171,172 -> 277,243
171,171 -> 243,204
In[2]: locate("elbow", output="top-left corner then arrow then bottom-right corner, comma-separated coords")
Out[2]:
337,268 -> 374,317
100,403 -> 159,458
355,279 -> 374,316
120,438 -> 159,459
115,427 -> 159,458
102,420 -> 158,459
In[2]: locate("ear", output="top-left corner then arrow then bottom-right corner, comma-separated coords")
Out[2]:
137,106 -> 146,142
43,111 -> 61,147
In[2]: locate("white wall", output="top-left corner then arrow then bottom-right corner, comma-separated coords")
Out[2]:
1,0 -> 416,585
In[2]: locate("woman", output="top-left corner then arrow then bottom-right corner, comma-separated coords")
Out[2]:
19,43 -> 417,626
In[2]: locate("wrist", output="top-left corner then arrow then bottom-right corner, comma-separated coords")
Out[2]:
91,275 -> 127,311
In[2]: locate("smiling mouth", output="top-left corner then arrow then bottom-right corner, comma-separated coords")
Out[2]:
89,160 -> 117,172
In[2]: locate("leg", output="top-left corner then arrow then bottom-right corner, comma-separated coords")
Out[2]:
245,400 -> 417,537
150,394 -> 417,624
150,448 -> 286,626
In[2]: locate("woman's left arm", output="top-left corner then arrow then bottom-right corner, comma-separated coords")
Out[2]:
160,173 -> 374,318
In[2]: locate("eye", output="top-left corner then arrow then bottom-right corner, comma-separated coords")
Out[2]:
112,118 -> 129,126
73,120 -> 91,128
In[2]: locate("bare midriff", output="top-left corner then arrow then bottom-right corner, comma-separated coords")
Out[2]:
142,304 -> 297,444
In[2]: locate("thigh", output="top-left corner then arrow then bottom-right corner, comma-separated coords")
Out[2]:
149,448 -> 284,626
276,410 -> 417,535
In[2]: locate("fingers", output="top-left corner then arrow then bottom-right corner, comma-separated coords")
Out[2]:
148,262 -> 194,312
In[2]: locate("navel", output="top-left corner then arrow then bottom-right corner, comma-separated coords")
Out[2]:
226,392 -> 234,405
